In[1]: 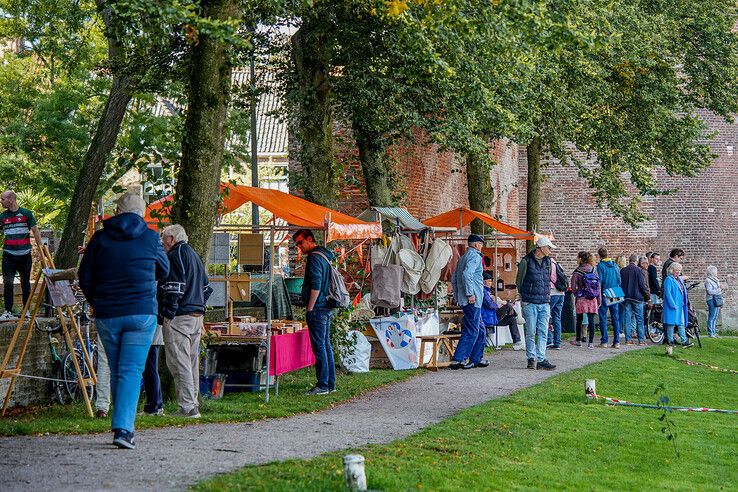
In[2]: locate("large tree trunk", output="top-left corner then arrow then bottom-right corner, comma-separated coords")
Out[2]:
526,136 -> 542,251
171,0 -> 238,262
465,151 -> 493,234
355,125 -> 394,207
291,20 -> 337,207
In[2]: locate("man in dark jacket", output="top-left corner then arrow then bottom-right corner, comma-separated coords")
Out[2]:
79,193 -> 169,449
647,252 -> 661,303
620,254 -> 650,345
516,237 -> 556,371
596,247 -> 622,348
661,248 -> 684,283
160,224 -> 212,418
294,229 -> 336,395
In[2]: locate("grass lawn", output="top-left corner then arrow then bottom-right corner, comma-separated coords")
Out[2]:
0,367 -> 420,436
194,338 -> 738,491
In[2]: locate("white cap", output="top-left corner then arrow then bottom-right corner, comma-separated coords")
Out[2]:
535,237 -> 556,249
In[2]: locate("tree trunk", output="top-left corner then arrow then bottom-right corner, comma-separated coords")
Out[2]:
355,125 -> 394,207
526,136 -> 542,251
465,151 -> 493,235
171,0 -> 238,262
291,21 -> 337,207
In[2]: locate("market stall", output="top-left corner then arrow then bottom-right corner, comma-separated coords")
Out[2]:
145,184 -> 381,401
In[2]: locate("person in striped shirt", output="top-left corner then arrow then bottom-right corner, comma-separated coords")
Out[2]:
0,190 -> 42,321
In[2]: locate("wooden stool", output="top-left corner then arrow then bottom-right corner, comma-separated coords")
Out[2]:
418,334 -> 461,371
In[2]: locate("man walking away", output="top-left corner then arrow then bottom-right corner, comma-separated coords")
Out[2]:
450,234 -> 489,369
516,237 -> 557,370
596,247 -> 622,348
160,225 -> 212,418
0,190 -> 43,320
294,229 -> 337,395
647,252 -> 661,303
620,254 -> 649,345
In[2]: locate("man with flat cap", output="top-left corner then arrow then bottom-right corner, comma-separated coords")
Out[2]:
450,234 -> 489,369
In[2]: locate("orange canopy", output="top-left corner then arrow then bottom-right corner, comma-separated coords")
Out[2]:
145,184 -> 381,242
423,207 -> 534,240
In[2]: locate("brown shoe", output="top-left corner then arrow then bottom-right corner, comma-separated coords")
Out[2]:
625,341 -> 635,345
96,410 -> 108,418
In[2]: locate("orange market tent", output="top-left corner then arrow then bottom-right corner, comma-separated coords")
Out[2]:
423,207 -> 534,240
145,183 -> 381,241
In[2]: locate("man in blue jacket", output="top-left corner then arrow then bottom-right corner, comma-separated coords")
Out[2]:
294,229 -> 336,394
450,234 -> 489,369
79,193 -> 169,450
160,224 -> 212,418
596,247 -> 622,348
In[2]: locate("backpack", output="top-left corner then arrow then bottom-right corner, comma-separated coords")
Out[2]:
576,268 -> 600,300
554,261 -> 569,292
312,251 -> 351,309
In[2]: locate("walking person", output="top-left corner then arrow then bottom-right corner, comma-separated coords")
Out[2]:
294,229 -> 338,393
516,237 -> 557,370
140,324 -> 164,416
647,252 -> 661,303
160,225 -> 212,417
450,234 -> 489,369
704,266 -> 723,338
620,255 -> 649,345
596,247 -> 623,348
0,190 -> 43,320
570,252 -> 600,349
547,256 -> 567,350
78,193 -> 170,449
662,262 -> 693,354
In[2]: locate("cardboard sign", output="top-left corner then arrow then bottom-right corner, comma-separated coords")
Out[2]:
43,269 -> 78,307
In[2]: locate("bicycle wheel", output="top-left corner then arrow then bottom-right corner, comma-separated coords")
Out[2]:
63,350 -> 95,402
51,362 -> 69,405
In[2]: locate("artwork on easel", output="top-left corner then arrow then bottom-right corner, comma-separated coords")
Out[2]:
43,269 -> 78,307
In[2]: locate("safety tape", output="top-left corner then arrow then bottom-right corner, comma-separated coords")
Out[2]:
587,392 -> 738,414
674,358 -> 738,374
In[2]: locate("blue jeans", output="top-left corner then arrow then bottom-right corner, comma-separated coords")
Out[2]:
547,295 -> 564,347
523,302 -> 550,362
598,303 -> 621,344
96,315 -> 157,433
454,303 -> 486,364
306,308 -> 335,390
142,346 -> 163,414
664,324 -> 687,346
707,298 -> 720,336
622,300 -> 645,342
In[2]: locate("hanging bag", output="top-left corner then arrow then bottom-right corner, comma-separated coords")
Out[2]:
371,240 -> 403,308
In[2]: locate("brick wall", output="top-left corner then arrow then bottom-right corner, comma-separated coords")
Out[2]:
519,110 -> 738,329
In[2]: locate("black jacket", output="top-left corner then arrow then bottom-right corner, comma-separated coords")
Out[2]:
648,264 -> 661,297
621,264 -> 649,302
79,213 -> 169,318
160,241 -> 212,319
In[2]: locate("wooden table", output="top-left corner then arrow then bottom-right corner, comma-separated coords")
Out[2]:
417,334 -> 461,371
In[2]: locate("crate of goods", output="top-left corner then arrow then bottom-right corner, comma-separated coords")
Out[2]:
366,336 -> 392,369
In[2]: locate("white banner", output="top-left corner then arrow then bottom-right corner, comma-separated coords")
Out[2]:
370,315 -> 420,370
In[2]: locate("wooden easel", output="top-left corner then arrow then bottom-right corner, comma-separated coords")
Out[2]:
0,245 -> 97,417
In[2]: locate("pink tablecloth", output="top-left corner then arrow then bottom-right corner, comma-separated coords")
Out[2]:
269,330 -> 315,376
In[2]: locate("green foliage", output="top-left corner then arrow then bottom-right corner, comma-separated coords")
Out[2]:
15,189 -> 64,229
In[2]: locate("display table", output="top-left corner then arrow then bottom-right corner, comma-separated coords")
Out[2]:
269,330 -> 315,376
417,334 -> 461,371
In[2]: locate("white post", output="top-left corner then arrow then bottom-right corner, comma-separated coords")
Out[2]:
343,454 -> 367,491
585,379 -> 596,399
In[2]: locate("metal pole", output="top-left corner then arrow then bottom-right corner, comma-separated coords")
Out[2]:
264,222 -> 275,402
493,232 -> 500,349
250,51 -> 259,228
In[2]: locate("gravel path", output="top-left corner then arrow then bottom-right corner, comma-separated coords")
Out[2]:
0,344 -> 642,491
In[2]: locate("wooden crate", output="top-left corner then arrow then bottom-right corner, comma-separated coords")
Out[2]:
366,336 -> 392,369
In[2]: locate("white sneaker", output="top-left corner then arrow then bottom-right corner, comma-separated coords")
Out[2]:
0,311 -> 17,321
512,341 -> 524,351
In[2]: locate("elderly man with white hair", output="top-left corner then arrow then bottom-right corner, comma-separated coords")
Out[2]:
79,192 -> 170,449
0,189 -> 44,320
159,224 -> 212,419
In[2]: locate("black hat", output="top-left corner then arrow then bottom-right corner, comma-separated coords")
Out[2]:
468,234 -> 484,244
483,271 -> 494,281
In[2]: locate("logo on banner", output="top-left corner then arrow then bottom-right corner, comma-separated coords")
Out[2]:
385,321 -> 413,349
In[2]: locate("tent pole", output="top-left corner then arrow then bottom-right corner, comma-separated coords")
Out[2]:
493,232 -> 500,349
265,221 -> 275,402
458,208 -> 463,233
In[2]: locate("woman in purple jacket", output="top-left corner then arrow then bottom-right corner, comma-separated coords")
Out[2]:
570,252 -> 601,349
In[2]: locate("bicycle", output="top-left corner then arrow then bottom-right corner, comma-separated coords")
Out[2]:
61,288 -> 97,402
35,320 -> 69,405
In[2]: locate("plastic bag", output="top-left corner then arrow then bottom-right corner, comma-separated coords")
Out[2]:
341,331 -> 370,373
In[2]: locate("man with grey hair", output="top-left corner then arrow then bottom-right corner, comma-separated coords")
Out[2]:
79,192 -> 169,449
620,253 -> 650,345
0,189 -> 44,320
160,224 -> 212,418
